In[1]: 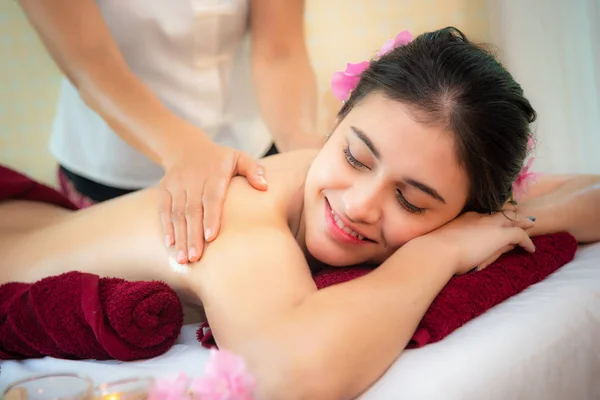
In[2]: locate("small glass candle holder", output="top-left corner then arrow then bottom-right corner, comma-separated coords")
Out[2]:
2,373 -> 93,400
93,377 -> 155,400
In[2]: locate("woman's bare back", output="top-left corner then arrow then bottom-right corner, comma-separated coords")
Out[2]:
0,150 -> 317,302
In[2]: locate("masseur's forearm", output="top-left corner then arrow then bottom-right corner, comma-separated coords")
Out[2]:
19,0 -> 211,166
519,175 -> 600,242
253,52 -> 320,152
248,239 -> 455,399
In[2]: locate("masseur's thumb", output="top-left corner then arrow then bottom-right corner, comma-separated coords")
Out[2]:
236,152 -> 268,191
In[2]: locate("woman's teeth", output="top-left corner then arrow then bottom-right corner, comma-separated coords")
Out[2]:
331,209 -> 365,240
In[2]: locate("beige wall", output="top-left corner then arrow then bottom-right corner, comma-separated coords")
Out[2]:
0,0 -> 490,186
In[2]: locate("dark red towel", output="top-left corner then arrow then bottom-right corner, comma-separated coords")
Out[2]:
197,232 -> 578,349
0,165 -> 183,361
0,164 -> 77,210
0,271 -> 183,361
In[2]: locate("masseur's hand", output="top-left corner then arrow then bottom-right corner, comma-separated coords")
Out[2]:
159,138 -> 268,264
427,211 -> 536,275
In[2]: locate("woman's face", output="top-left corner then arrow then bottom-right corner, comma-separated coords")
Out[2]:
303,93 -> 470,266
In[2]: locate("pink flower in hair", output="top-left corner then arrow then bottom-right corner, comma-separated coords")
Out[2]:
512,157 -> 539,201
377,30 -> 413,57
527,136 -> 536,153
331,30 -> 413,102
331,61 -> 370,101
147,373 -> 190,400
190,349 -> 256,400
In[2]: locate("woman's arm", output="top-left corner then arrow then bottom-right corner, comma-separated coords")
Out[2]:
194,227 -> 454,400
250,0 -> 324,151
516,174 -> 600,242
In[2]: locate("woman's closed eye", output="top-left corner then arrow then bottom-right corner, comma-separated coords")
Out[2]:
344,145 -> 425,214
343,145 -> 368,170
396,190 -> 425,214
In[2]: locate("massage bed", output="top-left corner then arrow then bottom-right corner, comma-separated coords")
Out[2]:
1,241 -> 598,399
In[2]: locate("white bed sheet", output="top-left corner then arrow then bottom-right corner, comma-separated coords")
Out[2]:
1,243 -> 599,399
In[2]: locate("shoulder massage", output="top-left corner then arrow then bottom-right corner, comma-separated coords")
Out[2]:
1,27 -> 599,399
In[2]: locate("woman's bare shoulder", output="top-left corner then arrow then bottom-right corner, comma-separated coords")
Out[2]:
220,149 -> 317,229
188,150 -> 318,288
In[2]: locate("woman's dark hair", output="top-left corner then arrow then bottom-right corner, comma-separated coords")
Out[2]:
338,27 -> 536,213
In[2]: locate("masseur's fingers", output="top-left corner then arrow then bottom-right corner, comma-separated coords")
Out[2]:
185,186 -> 204,262
159,187 -> 174,247
171,189 -> 188,263
202,177 -> 229,243
236,152 -> 268,192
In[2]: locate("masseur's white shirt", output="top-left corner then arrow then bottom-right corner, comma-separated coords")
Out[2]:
50,0 -> 272,189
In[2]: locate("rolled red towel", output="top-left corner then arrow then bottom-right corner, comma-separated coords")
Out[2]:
0,271 -> 183,361
197,232 -> 578,349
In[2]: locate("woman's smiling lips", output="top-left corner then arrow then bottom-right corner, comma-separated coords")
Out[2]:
324,198 -> 374,245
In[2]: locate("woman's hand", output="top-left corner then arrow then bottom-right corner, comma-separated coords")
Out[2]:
159,138 -> 268,264
427,211 -> 537,275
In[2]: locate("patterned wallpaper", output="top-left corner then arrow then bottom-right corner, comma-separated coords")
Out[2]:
0,0 -> 490,186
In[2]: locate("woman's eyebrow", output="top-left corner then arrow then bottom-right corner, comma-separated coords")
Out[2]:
350,125 -> 446,203
351,126 -> 380,159
403,178 -> 446,203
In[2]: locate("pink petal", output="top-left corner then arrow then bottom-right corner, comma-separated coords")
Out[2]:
190,375 -> 255,400
512,158 -> 538,200
377,30 -> 413,57
377,38 -> 396,57
345,61 -> 370,76
191,350 -> 256,399
393,30 -> 413,47
527,136 -> 536,153
331,71 -> 360,101
147,373 -> 190,400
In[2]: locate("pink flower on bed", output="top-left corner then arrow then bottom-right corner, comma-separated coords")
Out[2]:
512,158 -> 539,201
331,61 -> 370,101
377,30 -> 413,57
190,349 -> 256,400
147,373 -> 190,400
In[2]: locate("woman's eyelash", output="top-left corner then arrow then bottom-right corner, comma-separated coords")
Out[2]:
344,145 -> 425,215
343,146 -> 366,169
396,190 -> 425,214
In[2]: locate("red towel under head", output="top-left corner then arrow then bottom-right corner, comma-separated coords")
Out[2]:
197,232 -> 578,349
0,271 -> 183,361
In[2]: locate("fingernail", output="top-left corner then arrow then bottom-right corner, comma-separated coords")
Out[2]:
177,250 -> 187,263
204,228 -> 213,241
189,247 -> 197,260
528,216 -> 536,222
257,166 -> 265,175
165,235 -> 172,247
258,175 -> 267,186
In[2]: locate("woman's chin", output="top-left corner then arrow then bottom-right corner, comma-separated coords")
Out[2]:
306,241 -> 363,268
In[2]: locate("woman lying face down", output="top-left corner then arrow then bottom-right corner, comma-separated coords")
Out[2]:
2,27 -> 599,400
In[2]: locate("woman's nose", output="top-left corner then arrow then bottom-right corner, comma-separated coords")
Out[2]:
341,184 -> 382,224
